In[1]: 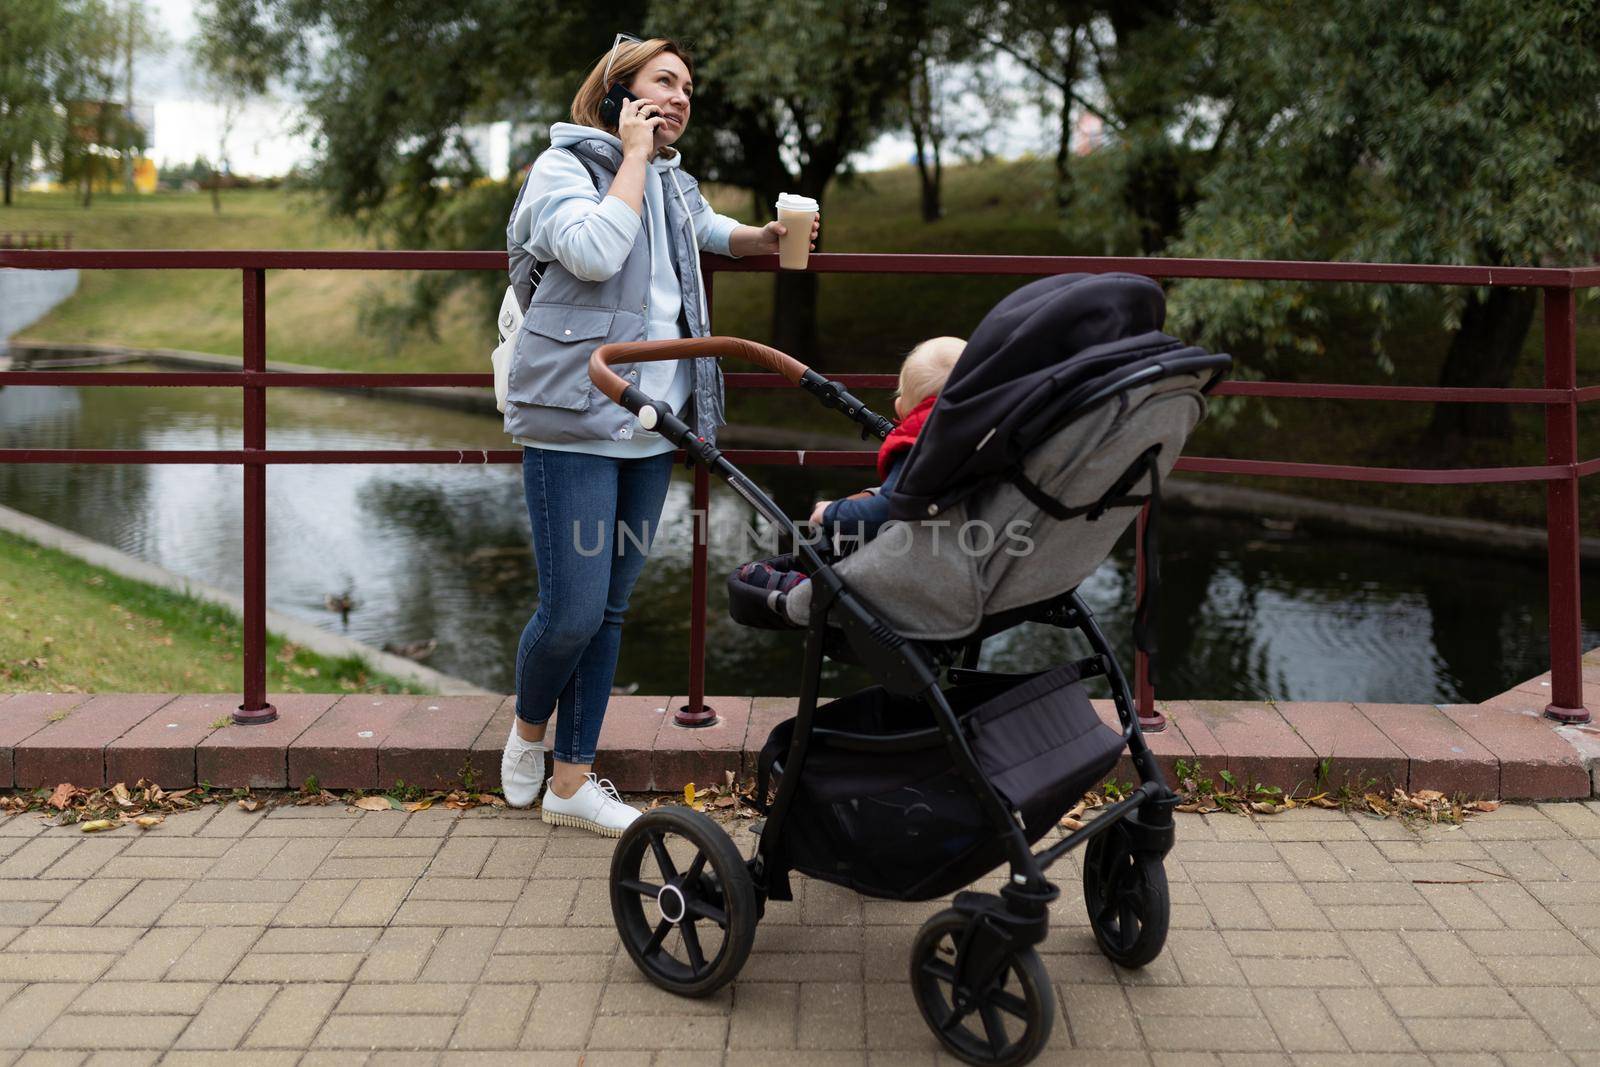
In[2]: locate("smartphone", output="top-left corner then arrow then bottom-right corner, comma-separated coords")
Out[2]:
600,82 -> 638,125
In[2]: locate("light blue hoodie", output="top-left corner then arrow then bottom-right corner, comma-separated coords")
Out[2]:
509,122 -> 742,458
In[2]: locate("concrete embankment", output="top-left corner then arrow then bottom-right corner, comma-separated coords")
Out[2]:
0,272 -> 79,362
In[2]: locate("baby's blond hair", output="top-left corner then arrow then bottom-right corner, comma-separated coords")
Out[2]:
896,336 -> 965,410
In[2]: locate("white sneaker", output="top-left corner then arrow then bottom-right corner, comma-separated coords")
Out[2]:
500,727 -> 545,809
540,774 -> 640,837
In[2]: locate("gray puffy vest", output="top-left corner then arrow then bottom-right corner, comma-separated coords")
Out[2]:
502,138 -> 725,447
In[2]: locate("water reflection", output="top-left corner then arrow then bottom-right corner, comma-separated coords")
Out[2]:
1,367 -> 1592,702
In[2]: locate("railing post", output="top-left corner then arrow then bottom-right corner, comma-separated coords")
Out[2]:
1134,505 -> 1165,731
235,267 -> 277,725
1543,286 -> 1589,724
676,260 -> 716,728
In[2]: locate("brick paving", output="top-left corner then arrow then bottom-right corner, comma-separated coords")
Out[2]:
3,801 -> 1600,1062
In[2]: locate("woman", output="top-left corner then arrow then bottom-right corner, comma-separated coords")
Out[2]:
499,36 -> 819,836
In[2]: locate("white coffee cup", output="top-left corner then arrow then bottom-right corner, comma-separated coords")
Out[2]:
775,192 -> 820,270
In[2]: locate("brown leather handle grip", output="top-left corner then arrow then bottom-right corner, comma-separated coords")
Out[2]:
588,336 -> 810,406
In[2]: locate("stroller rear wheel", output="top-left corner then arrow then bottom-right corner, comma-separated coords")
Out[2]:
909,908 -> 1053,1067
610,807 -> 757,998
1082,821 -> 1170,968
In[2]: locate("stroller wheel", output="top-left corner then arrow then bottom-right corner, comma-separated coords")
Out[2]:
610,807 -> 757,998
909,908 -> 1053,1067
1082,822 -> 1170,968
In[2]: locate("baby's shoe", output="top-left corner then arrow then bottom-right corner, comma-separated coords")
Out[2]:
540,773 -> 640,837
500,726 -> 545,809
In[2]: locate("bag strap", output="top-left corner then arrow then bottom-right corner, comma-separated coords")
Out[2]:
514,147 -> 610,313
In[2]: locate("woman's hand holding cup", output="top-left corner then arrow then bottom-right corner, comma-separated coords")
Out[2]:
771,193 -> 821,268
760,216 -> 820,253
618,98 -> 665,160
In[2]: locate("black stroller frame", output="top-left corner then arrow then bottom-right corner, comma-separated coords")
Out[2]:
587,332 -> 1211,1067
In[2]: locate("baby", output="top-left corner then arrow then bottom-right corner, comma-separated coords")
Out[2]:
809,335 -> 965,542
727,336 -> 965,612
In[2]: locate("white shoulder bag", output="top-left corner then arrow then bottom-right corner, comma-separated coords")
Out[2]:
490,285 -> 520,414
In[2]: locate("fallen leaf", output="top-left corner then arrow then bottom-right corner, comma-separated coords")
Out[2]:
354,796 -> 391,811
714,796 -> 736,808
1060,816 -> 1086,831
135,816 -> 163,829
1469,800 -> 1501,813
80,819 -> 116,833
237,798 -> 260,812
1413,789 -> 1445,803
47,783 -> 80,810
402,798 -> 434,813
1250,802 -> 1280,815
111,783 -> 133,807
684,783 -> 696,807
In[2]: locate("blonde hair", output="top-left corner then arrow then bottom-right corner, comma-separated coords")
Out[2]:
571,38 -> 695,132
897,336 -> 965,410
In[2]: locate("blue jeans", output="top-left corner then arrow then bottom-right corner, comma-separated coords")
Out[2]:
514,446 -> 675,764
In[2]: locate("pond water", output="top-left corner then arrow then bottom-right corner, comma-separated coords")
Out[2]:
2,367 -> 1594,703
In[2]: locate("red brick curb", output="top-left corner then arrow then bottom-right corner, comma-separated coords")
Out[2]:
0,684 -> 1593,799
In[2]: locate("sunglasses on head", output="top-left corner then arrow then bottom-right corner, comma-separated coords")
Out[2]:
602,32 -> 643,85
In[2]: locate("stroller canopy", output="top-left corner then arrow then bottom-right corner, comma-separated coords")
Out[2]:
781,272 -> 1227,642
890,273 -> 1202,521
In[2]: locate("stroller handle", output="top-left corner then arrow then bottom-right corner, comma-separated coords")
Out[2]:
590,336 -> 895,442
590,336 -> 808,413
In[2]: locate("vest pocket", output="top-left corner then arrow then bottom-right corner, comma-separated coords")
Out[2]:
524,305 -> 614,343
508,306 -> 617,412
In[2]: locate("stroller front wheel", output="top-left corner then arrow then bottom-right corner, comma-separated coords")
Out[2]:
909,908 -> 1054,1067
1082,821 -> 1171,968
610,807 -> 758,998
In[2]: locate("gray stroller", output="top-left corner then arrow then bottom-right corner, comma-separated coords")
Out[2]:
587,273 -> 1229,1066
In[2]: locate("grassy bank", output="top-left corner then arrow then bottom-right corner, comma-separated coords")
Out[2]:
0,529 -> 425,694
6,162 -> 1071,374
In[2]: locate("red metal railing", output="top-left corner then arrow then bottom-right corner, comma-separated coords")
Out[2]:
1,249 -> 1595,728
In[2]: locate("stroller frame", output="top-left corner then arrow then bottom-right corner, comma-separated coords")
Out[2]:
588,334 -> 1199,1066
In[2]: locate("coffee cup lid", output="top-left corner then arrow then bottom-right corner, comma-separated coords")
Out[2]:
776,192 -> 819,212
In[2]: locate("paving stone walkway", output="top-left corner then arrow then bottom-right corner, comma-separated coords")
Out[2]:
4,800 -> 1600,1064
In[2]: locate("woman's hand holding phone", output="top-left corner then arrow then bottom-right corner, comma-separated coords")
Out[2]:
618,97 -> 665,161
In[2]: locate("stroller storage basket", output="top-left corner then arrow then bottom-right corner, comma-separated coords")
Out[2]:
758,663 -> 1123,901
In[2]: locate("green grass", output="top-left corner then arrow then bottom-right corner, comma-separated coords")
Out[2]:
7,164 -> 1599,530
6,187 -> 483,372
0,529 -> 427,694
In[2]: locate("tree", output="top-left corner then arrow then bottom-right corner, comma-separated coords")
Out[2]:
0,1 -> 68,206
192,0 -> 273,213
54,0 -> 153,208
0,0 -> 152,207
959,0 -> 1218,252
672,0 -> 927,357
961,0 -> 1098,211
116,0 -> 165,192
1169,0 -> 1600,445
899,6 -> 998,223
